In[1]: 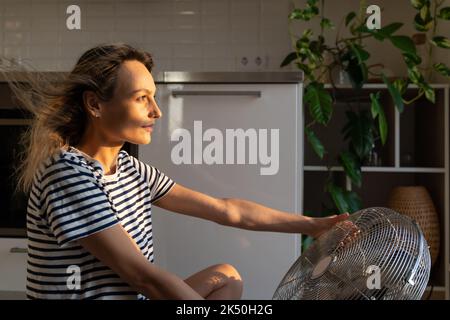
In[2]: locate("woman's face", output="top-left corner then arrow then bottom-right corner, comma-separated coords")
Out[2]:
95,59 -> 162,145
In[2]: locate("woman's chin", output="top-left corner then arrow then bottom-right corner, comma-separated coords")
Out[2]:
126,135 -> 151,145
140,135 -> 152,144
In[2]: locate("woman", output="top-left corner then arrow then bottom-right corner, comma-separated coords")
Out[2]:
7,43 -> 349,300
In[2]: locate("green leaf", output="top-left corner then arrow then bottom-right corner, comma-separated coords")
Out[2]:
339,151 -> 362,187
341,48 -> 367,89
309,6 -> 319,16
327,183 -> 350,214
361,22 -> 404,41
431,36 -> 450,49
438,7 -> 450,20
295,63 -> 313,76
381,22 -> 404,36
326,182 -> 362,214
370,92 -> 380,118
345,12 -> 357,26
327,182 -> 363,213
309,40 -> 325,56
343,191 -> 363,213
280,52 -> 298,67
305,127 -> 326,159
289,4 -> 319,21
408,66 -> 433,104
403,52 -> 422,67
318,35 -> 325,45
350,43 -> 370,63
320,18 -> 334,29
306,49 -> 321,66
288,8 -> 303,20
302,28 -> 314,38
410,0 -> 429,9
414,12 -> 434,32
408,65 -> 424,84
302,235 -> 314,251
296,35 -> 310,50
420,4 -> 430,20
354,24 -> 371,34
433,63 -> 450,77
342,110 -> 375,161
304,82 -> 333,125
347,59 -> 367,89
370,93 -> 388,145
422,83 -> 435,103
373,22 -> 404,40
389,36 -> 417,54
393,78 -> 408,95
298,40 -> 310,51
382,74 -> 404,113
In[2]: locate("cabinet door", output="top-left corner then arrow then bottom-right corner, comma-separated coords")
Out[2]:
140,83 -> 303,299
0,238 -> 27,298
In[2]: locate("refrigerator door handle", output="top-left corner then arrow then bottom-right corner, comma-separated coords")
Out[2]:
171,90 -> 261,98
9,247 -> 27,254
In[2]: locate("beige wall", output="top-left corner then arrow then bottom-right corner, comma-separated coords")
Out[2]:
0,0 -> 448,83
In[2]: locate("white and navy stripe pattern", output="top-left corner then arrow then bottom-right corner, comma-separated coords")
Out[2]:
26,146 -> 176,299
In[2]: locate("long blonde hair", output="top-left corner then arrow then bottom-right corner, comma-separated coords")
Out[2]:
0,43 -> 154,195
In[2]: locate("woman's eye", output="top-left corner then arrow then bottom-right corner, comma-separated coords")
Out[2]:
138,95 -> 147,101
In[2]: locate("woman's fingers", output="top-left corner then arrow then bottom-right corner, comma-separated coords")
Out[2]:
336,219 -> 361,248
309,212 -> 353,239
336,212 -> 350,220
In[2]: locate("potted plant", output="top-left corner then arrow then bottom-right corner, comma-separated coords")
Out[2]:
280,0 -> 450,250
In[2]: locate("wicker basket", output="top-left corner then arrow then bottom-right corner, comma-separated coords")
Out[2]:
387,186 -> 440,266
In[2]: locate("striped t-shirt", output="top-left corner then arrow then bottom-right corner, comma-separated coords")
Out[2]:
26,146 -> 176,299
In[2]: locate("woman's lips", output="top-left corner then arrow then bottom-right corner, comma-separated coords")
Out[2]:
142,125 -> 153,132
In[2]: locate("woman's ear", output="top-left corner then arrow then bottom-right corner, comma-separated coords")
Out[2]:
82,91 -> 101,118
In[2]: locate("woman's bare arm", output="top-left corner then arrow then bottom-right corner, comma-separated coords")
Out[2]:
154,183 -> 349,238
77,224 -> 204,300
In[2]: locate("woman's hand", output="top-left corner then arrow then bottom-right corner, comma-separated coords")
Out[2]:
306,213 -> 351,239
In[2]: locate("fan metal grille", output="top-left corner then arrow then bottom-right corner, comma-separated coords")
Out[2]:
273,207 -> 431,300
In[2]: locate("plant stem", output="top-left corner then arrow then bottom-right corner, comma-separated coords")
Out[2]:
288,18 -> 304,73
337,33 -> 373,44
335,15 -> 346,47
306,121 -> 316,129
320,0 -> 325,36
357,0 -> 367,45
426,0 -> 439,81
403,90 -> 425,105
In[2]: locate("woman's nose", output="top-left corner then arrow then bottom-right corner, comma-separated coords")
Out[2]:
150,102 -> 162,119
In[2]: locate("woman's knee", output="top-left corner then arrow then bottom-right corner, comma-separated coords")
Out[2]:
213,264 -> 243,295
212,263 -> 243,282
209,263 -> 243,299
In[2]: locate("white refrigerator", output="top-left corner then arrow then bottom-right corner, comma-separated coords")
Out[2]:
139,72 -> 304,299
